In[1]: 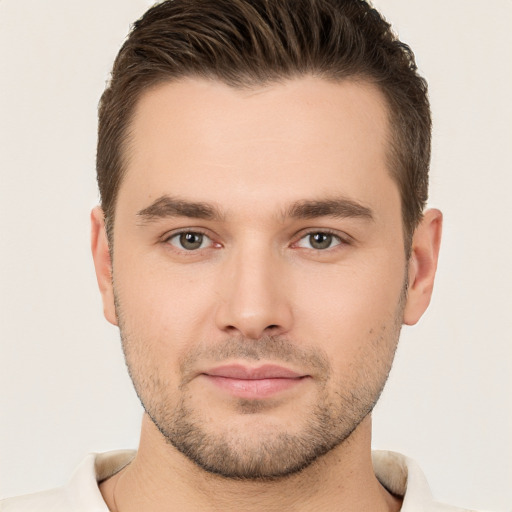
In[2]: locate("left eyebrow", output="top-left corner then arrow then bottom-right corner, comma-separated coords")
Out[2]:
285,198 -> 374,221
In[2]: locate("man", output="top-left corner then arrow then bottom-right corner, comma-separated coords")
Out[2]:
0,0 -> 486,510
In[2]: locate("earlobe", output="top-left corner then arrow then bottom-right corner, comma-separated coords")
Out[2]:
403,209 -> 443,326
90,206 -> 118,326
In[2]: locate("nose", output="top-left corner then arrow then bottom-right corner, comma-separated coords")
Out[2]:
214,243 -> 293,340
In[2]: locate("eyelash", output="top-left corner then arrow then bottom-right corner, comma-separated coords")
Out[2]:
163,228 -> 350,253
164,229 -> 218,252
292,229 -> 350,251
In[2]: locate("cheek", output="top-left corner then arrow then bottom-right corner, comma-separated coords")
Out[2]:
290,255 -> 406,352
113,252 -> 219,357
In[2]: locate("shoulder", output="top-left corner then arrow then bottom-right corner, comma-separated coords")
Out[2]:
427,502 -> 497,512
372,450 -> 491,512
0,451 -> 135,512
1,488 -> 71,512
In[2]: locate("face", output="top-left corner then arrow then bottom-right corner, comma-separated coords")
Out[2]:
92,77 -> 436,480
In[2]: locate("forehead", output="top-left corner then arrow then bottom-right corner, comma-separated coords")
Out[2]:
119,76 -> 396,218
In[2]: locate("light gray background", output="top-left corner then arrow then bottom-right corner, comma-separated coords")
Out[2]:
0,1 -> 511,510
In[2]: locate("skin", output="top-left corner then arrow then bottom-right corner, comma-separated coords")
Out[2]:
91,77 -> 442,511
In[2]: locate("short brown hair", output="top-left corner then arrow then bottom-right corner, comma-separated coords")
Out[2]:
97,0 -> 431,246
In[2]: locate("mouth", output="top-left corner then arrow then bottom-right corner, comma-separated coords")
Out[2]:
201,364 -> 309,399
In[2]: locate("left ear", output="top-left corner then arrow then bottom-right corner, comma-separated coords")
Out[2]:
403,208 -> 443,325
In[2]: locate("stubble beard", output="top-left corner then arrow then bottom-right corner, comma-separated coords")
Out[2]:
115,289 -> 405,481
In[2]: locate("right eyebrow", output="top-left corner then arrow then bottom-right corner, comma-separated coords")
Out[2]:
136,195 -> 223,224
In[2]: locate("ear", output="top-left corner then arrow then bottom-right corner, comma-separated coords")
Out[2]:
403,208 -> 443,326
91,206 -> 118,326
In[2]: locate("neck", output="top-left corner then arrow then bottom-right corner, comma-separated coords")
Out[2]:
100,415 -> 401,512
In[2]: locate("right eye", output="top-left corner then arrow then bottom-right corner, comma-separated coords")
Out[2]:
166,231 -> 213,251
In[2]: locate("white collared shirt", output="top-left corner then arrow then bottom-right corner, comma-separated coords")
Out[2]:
0,450 -> 482,511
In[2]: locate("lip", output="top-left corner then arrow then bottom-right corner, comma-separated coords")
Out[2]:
205,364 -> 303,380
202,364 -> 308,399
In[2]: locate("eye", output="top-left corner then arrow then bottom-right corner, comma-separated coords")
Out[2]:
296,232 -> 342,250
167,231 -> 213,251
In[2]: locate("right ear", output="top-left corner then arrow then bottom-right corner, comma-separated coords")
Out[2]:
90,207 -> 118,326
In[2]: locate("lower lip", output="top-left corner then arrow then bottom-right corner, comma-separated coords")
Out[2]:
203,375 -> 305,399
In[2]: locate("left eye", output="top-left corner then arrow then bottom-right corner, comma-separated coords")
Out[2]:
167,232 -> 212,250
296,232 -> 341,250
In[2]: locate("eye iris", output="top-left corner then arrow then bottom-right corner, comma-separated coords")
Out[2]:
310,233 -> 332,249
179,232 -> 203,250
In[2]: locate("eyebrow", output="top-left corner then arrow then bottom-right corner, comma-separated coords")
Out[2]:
136,196 -> 223,223
136,195 -> 374,224
285,198 -> 374,221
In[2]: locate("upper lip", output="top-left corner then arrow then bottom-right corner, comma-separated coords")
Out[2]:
204,364 -> 304,380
